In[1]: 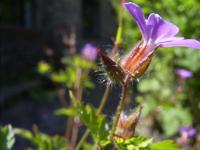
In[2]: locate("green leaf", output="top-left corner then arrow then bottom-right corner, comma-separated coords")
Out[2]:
76,103 -> 110,146
38,61 -> 51,74
151,140 -> 180,150
158,106 -> 192,136
69,91 -> 110,147
73,56 -> 95,69
116,136 -> 153,150
14,128 -> 33,141
15,128 -> 69,150
54,107 -> 77,117
83,143 -> 96,150
0,125 -> 15,150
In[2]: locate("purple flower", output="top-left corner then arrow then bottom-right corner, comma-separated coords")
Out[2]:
81,43 -> 98,61
176,68 -> 193,79
179,127 -> 197,137
99,2 -> 200,84
120,2 -> 200,79
124,2 -> 200,50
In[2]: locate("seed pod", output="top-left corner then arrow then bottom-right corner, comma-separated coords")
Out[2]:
98,50 -> 126,84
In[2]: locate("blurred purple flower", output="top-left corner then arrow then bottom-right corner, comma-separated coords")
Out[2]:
179,127 -> 196,137
81,43 -> 98,61
176,68 -> 193,79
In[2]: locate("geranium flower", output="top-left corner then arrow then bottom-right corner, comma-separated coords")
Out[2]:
177,127 -> 196,146
99,2 -> 200,84
121,2 -> 200,78
81,43 -> 98,61
179,127 -> 196,137
175,68 -> 193,79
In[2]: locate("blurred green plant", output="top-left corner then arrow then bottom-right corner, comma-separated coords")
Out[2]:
38,55 -> 96,89
0,125 -> 15,150
56,91 -> 110,147
14,127 -> 69,150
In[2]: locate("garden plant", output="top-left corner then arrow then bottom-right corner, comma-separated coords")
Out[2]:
1,1 -> 200,150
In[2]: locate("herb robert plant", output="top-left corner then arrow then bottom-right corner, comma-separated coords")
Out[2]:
99,2 -> 200,84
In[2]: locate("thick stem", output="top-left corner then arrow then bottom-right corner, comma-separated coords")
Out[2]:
75,83 -> 111,150
110,77 -> 129,139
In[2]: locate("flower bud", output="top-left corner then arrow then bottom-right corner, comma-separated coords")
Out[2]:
114,106 -> 142,139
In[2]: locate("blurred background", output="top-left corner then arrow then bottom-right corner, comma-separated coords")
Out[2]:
0,0 -> 200,149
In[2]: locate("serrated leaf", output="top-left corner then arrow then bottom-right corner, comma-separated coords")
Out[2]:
116,136 -> 152,150
0,125 -> 15,150
69,91 -> 110,146
151,140 -> 180,150
76,103 -> 110,146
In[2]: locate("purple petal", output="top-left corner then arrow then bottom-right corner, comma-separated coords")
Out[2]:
158,37 -> 184,43
124,2 -> 147,40
176,68 -> 193,79
160,39 -> 200,49
146,13 -> 179,43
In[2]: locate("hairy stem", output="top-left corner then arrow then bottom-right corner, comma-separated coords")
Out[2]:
75,83 -> 111,150
110,77 -> 129,139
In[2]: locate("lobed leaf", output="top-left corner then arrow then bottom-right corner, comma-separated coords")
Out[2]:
151,140 -> 180,150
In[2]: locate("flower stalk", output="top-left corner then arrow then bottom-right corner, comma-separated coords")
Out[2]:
110,75 -> 130,140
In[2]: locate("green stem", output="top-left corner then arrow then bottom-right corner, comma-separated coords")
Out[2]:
112,2 -> 124,56
97,83 -> 111,115
75,129 -> 90,150
110,77 -> 129,139
75,83 -> 111,150
69,68 -> 82,149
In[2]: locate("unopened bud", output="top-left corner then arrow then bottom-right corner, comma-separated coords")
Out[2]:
114,106 -> 142,139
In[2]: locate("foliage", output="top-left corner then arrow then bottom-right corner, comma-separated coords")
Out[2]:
38,55 -> 96,89
115,137 -> 180,150
151,140 -> 180,150
14,127 -> 69,150
115,136 -> 153,150
56,92 -> 110,147
0,125 -> 15,150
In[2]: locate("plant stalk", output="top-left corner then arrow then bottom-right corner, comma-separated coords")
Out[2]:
69,68 -> 82,150
75,83 -> 111,150
110,76 -> 129,139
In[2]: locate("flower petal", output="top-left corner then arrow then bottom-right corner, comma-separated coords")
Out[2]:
124,2 -> 147,40
146,13 -> 179,43
160,39 -> 200,49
